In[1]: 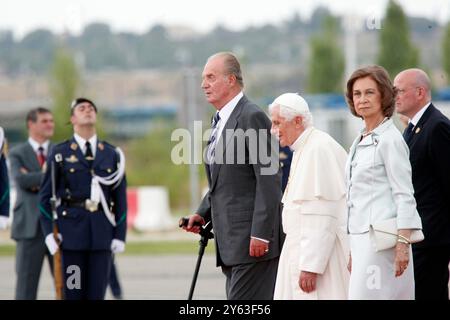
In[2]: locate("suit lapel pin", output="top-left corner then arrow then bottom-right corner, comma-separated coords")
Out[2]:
70,142 -> 78,151
98,142 -> 104,151
65,154 -> 79,163
415,127 -> 421,134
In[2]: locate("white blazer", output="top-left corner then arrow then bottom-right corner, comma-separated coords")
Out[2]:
345,118 -> 422,234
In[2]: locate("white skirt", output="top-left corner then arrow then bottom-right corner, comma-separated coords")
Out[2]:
348,233 -> 415,300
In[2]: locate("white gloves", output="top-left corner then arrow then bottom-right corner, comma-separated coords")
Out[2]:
45,234 -> 124,254
111,239 -> 125,254
45,233 -> 62,255
0,216 -> 8,230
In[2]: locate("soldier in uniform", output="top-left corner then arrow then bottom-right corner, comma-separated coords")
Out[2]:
39,98 -> 127,300
0,126 -> 10,230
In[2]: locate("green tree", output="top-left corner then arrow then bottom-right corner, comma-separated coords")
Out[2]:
309,6 -> 332,32
136,24 -> 175,69
442,22 -> 450,83
49,47 -> 81,143
18,29 -> 56,73
307,15 -> 345,93
80,23 -> 128,70
0,31 -> 18,74
378,0 -> 419,77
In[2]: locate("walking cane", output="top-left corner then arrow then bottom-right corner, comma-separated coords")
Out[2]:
179,217 -> 214,300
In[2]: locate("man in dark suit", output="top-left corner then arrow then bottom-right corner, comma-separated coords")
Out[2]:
9,107 -> 54,299
183,52 -> 282,300
39,98 -> 127,299
394,68 -> 450,300
0,126 -> 10,230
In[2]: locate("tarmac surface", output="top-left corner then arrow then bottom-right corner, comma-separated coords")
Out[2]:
0,254 -> 226,300
0,228 -> 226,300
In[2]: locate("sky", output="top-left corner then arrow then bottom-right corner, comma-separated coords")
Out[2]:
1,0 -> 450,38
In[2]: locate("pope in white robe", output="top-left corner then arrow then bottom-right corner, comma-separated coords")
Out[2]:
269,93 -> 350,300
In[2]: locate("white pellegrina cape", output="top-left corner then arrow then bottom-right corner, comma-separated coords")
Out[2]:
274,127 -> 350,300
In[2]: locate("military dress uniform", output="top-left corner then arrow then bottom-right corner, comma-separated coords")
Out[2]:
39,136 -> 127,300
0,127 -> 10,219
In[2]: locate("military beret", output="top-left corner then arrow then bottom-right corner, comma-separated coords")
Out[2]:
70,97 -> 97,112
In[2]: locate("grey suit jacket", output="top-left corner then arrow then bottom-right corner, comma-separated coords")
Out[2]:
9,141 -> 53,240
198,95 -> 283,266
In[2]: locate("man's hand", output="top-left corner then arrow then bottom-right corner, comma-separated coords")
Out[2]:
111,239 -> 125,254
182,214 -> 205,234
249,238 -> 269,257
0,216 -> 8,230
20,167 -> 39,192
45,233 -> 62,255
299,271 -> 318,293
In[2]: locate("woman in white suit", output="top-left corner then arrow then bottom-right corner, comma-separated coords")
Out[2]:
345,65 -> 423,299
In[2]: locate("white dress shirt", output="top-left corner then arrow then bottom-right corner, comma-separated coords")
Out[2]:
74,133 -> 97,157
215,91 -> 244,139
409,102 -> 431,126
28,137 -> 50,156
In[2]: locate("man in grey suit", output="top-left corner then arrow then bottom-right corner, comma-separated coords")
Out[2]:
9,107 -> 54,299
183,52 -> 282,299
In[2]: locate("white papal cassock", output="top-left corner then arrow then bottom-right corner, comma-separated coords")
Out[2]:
274,127 -> 350,300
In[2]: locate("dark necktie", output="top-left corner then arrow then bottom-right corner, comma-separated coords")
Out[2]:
403,122 -> 415,144
207,112 -> 221,164
37,146 -> 46,168
85,141 -> 94,166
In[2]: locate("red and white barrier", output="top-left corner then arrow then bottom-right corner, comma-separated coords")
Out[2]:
127,186 -> 175,231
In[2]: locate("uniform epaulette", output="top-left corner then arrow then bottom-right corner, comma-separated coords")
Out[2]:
49,140 -> 70,154
100,141 -> 116,150
54,140 -> 71,148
